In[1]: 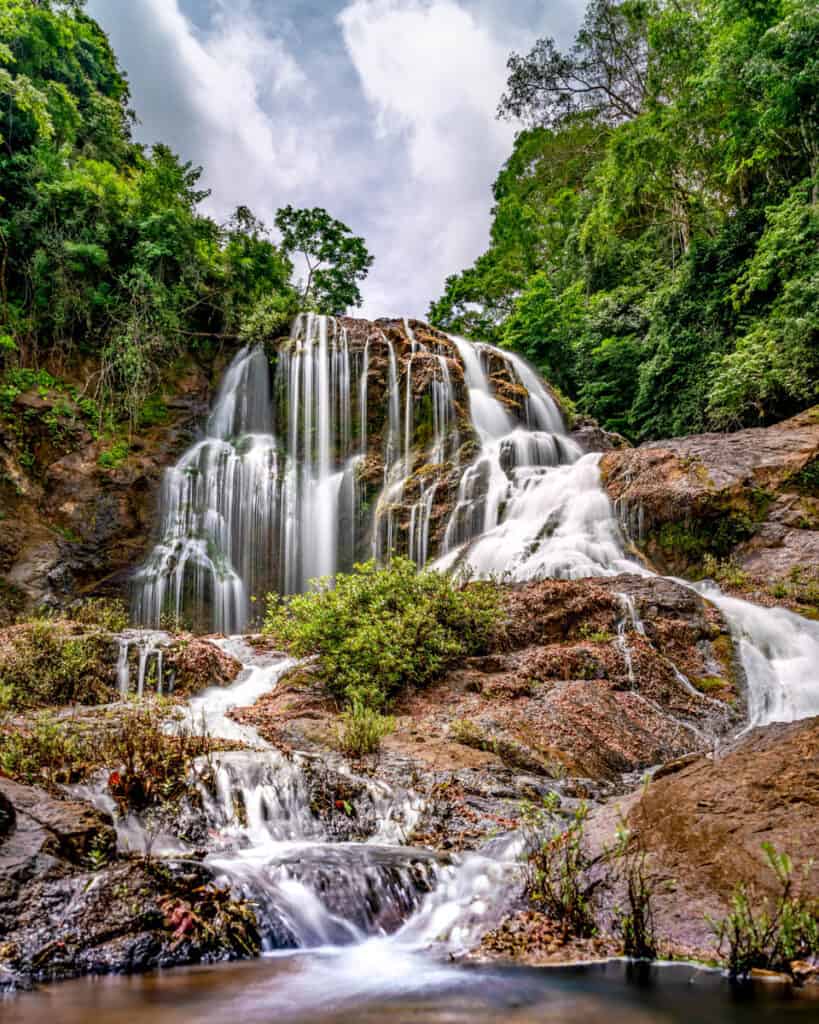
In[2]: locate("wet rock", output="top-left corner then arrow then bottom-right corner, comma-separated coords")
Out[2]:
569,416 -> 631,454
164,637 -> 242,695
230,576 -> 741,851
600,407 -> 819,612
0,352 -> 226,618
0,779 -> 260,984
584,716 -> 819,958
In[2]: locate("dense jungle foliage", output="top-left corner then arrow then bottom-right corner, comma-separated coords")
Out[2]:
0,0 -> 371,426
430,0 -> 819,440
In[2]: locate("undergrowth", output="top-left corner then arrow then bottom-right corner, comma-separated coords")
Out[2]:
334,700 -> 395,757
0,699 -> 215,807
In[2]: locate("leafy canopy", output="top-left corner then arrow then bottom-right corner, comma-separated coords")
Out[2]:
275,205 -> 374,316
433,0 -> 819,440
0,2 -> 373,425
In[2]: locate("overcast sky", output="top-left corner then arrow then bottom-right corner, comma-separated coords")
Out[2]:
86,0 -> 585,319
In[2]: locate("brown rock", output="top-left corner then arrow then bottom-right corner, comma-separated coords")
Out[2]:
600,407 -> 819,611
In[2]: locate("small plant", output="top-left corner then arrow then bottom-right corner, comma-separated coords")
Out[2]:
159,883 -> 260,957
0,619 -> 112,708
87,833 -> 113,871
74,597 -> 130,632
335,700 -> 395,757
610,820 -> 658,960
522,792 -> 597,938
700,554 -> 750,589
98,438 -> 130,469
578,622 -> 614,643
709,843 -> 818,981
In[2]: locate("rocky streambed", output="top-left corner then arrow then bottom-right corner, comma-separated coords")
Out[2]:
1,571 -> 816,993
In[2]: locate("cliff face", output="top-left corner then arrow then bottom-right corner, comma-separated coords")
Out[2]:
0,352 -> 232,622
600,407 -> 819,616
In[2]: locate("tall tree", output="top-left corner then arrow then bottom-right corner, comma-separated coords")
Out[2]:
274,206 -> 374,315
498,0 -> 652,128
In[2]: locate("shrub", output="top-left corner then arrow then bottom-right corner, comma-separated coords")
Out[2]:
709,843 -> 818,980
334,701 -> 395,757
0,699 -> 215,802
74,598 -> 130,632
522,793 -> 597,938
0,619 -> 113,708
263,558 -> 501,708
98,439 -> 130,469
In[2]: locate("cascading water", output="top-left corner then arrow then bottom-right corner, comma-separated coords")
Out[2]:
180,639 -> 520,955
431,335 -> 819,728
133,315 -> 467,630
133,312 -> 819,727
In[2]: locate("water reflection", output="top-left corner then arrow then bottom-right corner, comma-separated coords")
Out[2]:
4,957 -> 817,1024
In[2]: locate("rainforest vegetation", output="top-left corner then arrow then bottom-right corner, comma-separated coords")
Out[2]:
430,0 -> 819,441
0,0 -> 371,426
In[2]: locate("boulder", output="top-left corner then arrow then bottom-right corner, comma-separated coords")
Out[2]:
585,716 -> 819,957
600,407 -> 819,613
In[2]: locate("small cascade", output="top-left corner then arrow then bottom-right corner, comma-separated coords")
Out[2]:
115,630 -> 171,698
275,314 -> 362,591
438,335 -> 584,563
131,345 -> 278,633
614,592 -> 642,687
692,583 -> 819,727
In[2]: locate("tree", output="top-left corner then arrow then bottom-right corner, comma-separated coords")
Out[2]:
432,0 -> 819,441
274,205 -> 374,315
498,0 -> 652,129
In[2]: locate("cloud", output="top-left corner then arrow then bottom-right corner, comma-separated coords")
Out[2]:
86,0 -> 585,320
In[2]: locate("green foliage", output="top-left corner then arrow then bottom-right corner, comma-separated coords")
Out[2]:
709,843 -> 818,980
334,700 -> 395,757
97,437 -> 129,468
0,618 -> 113,708
432,0 -> 819,441
239,290 -> 300,345
0,3 -> 359,425
263,558 -> 501,709
275,205 -> 374,315
522,792 -> 597,938
611,819 -> 658,960
0,698 -> 215,801
73,597 -> 129,632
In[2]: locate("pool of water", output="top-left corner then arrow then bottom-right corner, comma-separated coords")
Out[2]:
4,954 -> 817,1024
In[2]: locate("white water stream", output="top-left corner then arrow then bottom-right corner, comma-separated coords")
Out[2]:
184,640 -> 522,956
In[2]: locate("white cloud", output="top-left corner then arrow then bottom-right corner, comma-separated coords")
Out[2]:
337,0 -> 521,316
86,0 -> 585,320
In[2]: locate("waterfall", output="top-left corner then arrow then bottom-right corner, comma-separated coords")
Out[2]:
131,312 -> 819,729
131,345 -> 277,634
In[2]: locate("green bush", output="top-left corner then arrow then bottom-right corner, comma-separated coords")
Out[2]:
0,619 -> 113,708
522,792 -> 597,938
74,598 -> 129,632
263,558 -> 501,709
0,699 -> 214,801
